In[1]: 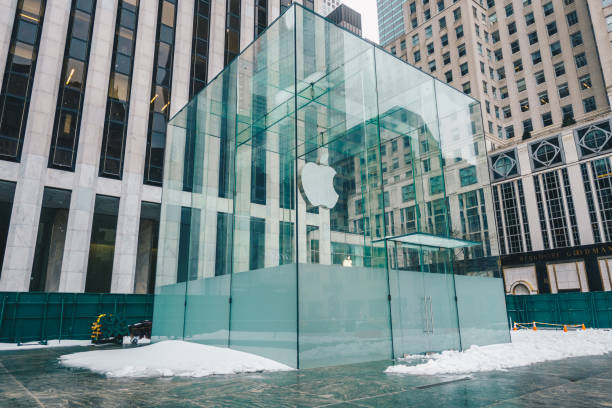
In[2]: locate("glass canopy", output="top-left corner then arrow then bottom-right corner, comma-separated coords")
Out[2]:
152,4 -> 510,369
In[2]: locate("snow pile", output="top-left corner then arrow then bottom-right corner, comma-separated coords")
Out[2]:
386,329 -> 612,376
0,340 -> 90,351
60,340 -> 293,377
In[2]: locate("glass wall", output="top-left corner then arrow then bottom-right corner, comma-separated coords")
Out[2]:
30,188 -> 71,291
153,4 -> 509,369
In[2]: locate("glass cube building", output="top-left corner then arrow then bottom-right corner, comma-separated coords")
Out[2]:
152,4 -> 510,369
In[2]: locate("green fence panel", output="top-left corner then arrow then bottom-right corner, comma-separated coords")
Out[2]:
0,292 -> 154,344
506,292 -> 612,329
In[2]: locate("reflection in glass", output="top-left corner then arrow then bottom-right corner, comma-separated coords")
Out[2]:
85,195 -> 119,292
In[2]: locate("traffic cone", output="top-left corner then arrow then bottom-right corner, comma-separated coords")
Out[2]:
532,321 -> 537,331
563,325 -> 567,332
513,322 -> 518,331
582,324 -> 586,331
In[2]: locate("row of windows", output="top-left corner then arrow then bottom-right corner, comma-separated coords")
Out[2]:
48,0 -> 97,171
0,0 -> 46,162
98,0 -> 140,179
144,0 -> 178,186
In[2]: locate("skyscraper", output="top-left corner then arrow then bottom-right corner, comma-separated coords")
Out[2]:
384,0 -> 612,294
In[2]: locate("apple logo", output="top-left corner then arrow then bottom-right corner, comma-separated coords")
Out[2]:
299,153 -> 339,209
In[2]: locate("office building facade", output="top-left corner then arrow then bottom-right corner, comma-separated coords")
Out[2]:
384,0 -> 612,294
0,0 -> 293,294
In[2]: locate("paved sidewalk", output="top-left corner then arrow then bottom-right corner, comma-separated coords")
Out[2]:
0,345 -> 610,407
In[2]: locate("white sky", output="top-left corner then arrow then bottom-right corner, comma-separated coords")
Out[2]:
341,0 -> 380,44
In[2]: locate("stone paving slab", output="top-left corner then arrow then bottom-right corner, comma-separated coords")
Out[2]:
0,345 -> 610,407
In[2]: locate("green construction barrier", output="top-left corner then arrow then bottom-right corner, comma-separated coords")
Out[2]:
506,292 -> 612,329
0,292 -> 154,344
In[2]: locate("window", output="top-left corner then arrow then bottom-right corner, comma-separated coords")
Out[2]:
531,50 -> 541,64
583,96 -> 596,112
443,52 -> 451,65
558,83 -> 570,98
528,31 -> 538,45
410,2 -> 416,13
480,61 -> 485,74
439,16 -> 447,29
460,62 -> 468,75
426,25 -> 433,38
517,78 -> 526,92
492,30 -> 500,43
483,80 -> 488,94
566,11 -> 578,26
49,0 -> 97,171
550,41 -> 561,56
570,31 -> 583,47
437,0 -> 444,12
455,25 -> 464,38
453,7 -> 461,20
400,39 -> 406,50
542,112 -> 553,127
523,119 -> 533,133
445,70 -> 453,82
414,50 -> 421,62
575,52 -> 587,68
86,195 -> 120,292
505,125 -> 515,139
501,86 -> 509,99
254,0 -> 268,36
511,40 -> 520,54
535,70 -> 545,84
580,74 -> 592,89
430,175 -> 444,195
539,91 -> 549,105
441,34 -> 448,46
145,0 -> 179,185
459,166 -> 478,186
391,47 -> 396,55
547,21 -> 557,36
224,0 -> 241,65
458,43 -> 466,57
520,99 -> 529,112
554,62 -> 565,77
497,67 -> 505,80
505,3 -> 513,16
543,2 -> 554,16
427,42 -> 434,54
561,104 -> 574,121
412,34 -> 419,45
494,49 -> 503,61
429,60 -> 436,72
402,185 -> 416,202
525,12 -> 535,25
508,21 -> 516,35
424,9 -> 431,20
412,18 -> 418,28
503,105 -> 512,118
513,59 -> 523,72
462,81 -> 471,94
423,158 -> 431,172
99,0 -> 141,179
0,0 -> 47,161
524,0 -> 532,5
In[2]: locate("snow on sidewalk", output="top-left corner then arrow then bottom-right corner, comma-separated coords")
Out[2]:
0,340 -> 91,351
386,329 -> 612,376
60,340 -> 293,378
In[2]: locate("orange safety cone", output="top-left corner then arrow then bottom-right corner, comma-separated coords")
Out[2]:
563,325 -> 567,332
582,324 -> 586,331
513,322 -> 518,331
532,321 -> 537,331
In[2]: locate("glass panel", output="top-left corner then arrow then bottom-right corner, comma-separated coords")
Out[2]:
29,188 -> 71,292
134,201 -> 160,294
